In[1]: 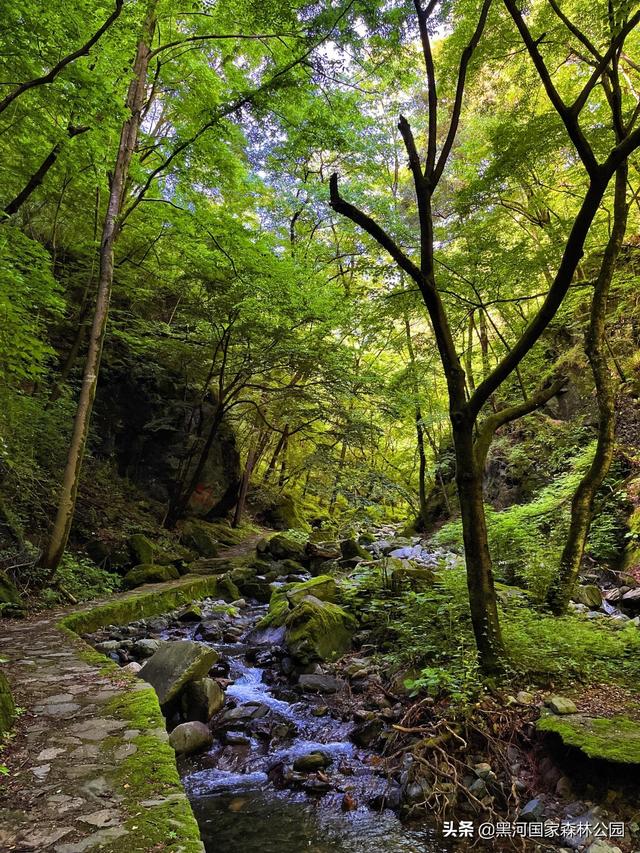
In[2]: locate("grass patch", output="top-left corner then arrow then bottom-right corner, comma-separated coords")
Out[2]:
368,562 -> 640,702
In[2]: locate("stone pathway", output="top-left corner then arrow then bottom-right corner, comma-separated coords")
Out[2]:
0,578 -> 218,853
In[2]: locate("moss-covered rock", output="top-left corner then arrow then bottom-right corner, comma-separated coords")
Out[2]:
285,595 -> 357,663
227,564 -> 258,585
60,575 -> 222,636
217,574 -> 241,601
128,533 -> 155,564
0,670 -> 15,735
123,563 -> 180,589
257,533 -> 307,562
257,588 -> 291,630
390,561 -> 435,592
286,575 -> 337,606
573,585 -> 602,608
139,640 -> 218,706
238,577 -> 273,603
201,522 -> 247,546
281,558 -> 307,574
262,492 -> 309,531
537,713 -> 640,764
0,570 -> 23,606
180,520 -> 219,557
340,538 -> 370,560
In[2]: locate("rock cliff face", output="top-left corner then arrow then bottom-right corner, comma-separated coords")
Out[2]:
94,362 -> 241,517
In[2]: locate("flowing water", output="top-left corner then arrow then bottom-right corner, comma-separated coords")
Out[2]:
163,603 -> 456,853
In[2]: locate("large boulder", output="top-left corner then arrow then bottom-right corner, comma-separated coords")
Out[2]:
139,641 -> 218,705
286,576 -> 337,607
128,533 -> 155,565
261,492 -> 309,531
181,677 -> 225,722
285,596 -> 357,663
306,542 -> 341,575
572,585 -> 602,608
339,539 -> 370,561
123,563 -> 179,589
180,520 -> 219,557
257,534 -> 307,563
93,366 -> 241,517
169,721 -> 213,755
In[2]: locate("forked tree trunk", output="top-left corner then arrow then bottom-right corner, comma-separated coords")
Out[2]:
233,425 -> 270,528
39,3 -> 158,574
547,166 -> 629,614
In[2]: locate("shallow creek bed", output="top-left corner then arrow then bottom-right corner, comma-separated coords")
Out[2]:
86,595 -> 472,853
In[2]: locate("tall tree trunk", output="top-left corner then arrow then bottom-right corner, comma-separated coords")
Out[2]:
39,3 -> 158,573
415,407 -> 428,525
547,166 -> 629,614
233,446 -> 257,529
478,309 -> 490,381
453,420 -> 505,673
233,424 -> 270,528
403,315 -> 429,525
329,439 -> 347,516
263,424 -> 288,483
464,311 -> 476,392
278,425 -> 289,488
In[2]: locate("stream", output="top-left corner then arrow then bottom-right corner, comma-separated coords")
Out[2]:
157,601 -> 456,853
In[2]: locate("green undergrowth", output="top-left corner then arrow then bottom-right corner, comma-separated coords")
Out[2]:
49,552 -> 122,606
370,563 -> 640,704
433,444 -> 597,601
0,669 -> 15,736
